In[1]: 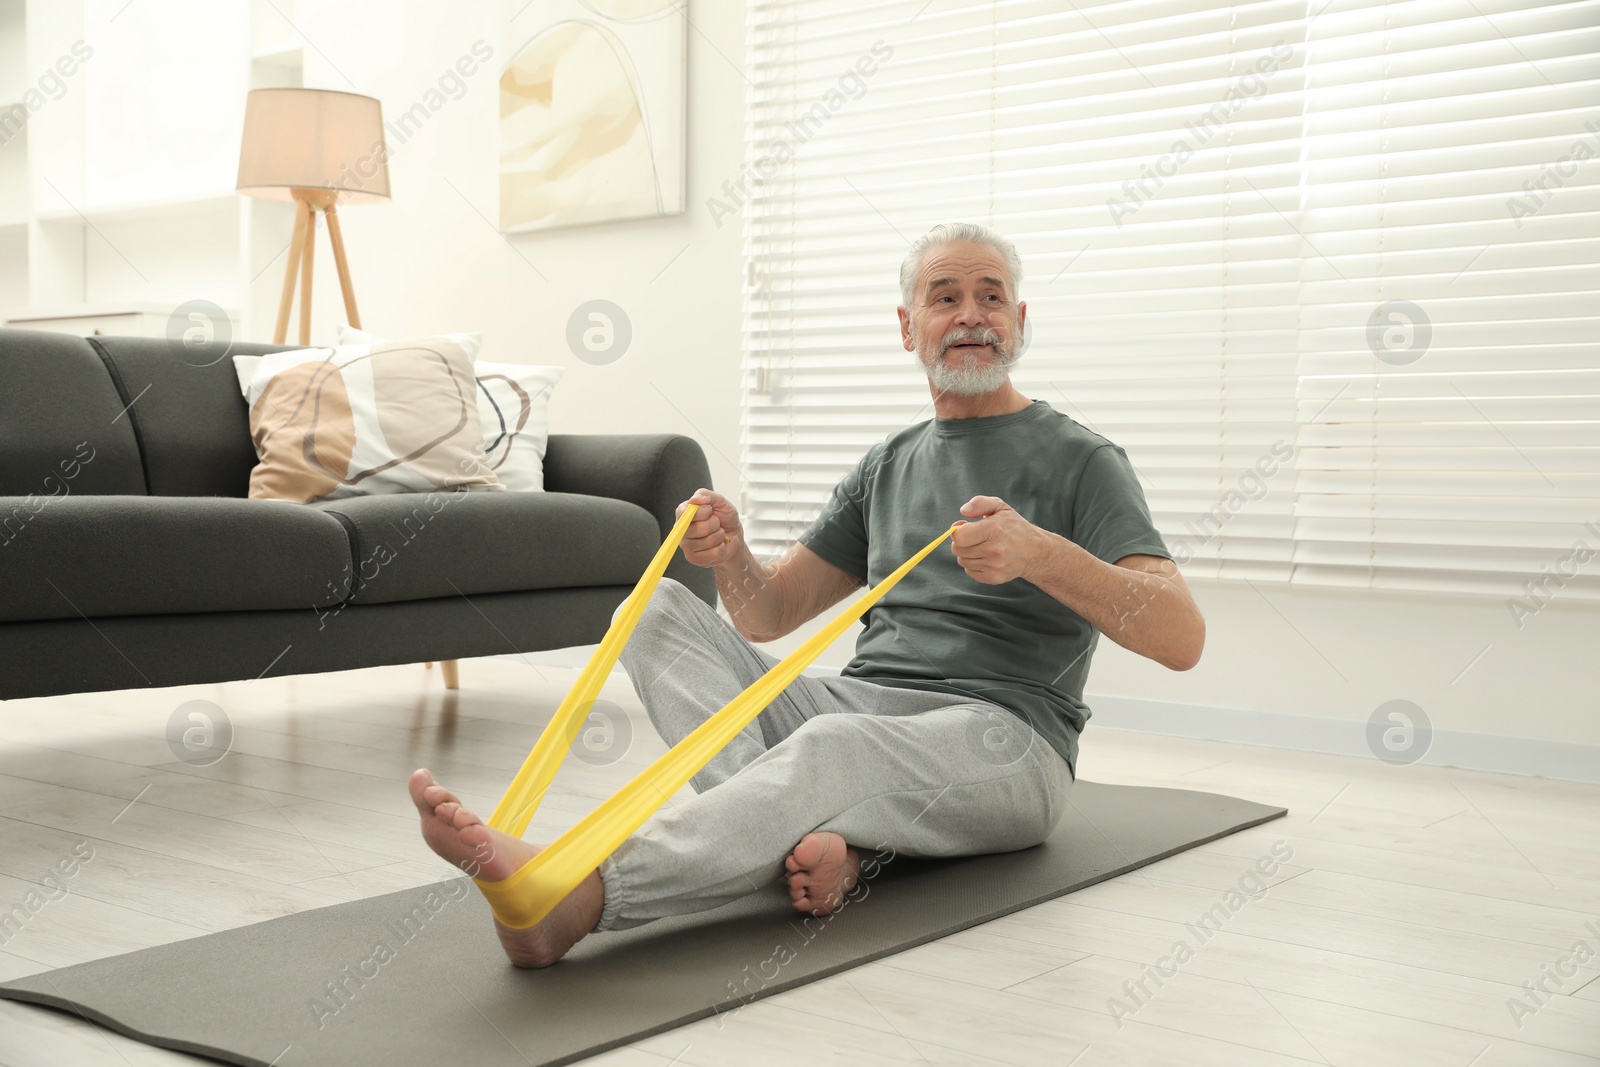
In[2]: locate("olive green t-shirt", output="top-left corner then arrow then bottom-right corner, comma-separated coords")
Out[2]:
796,398 -> 1171,778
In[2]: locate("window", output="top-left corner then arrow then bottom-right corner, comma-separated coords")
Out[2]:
739,0 -> 1599,601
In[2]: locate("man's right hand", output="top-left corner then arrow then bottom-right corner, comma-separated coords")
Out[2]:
676,488 -> 744,568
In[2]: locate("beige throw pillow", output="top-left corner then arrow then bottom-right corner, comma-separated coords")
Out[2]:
336,325 -> 563,492
235,335 -> 505,503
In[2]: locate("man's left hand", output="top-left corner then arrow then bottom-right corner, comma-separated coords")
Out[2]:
951,496 -> 1046,585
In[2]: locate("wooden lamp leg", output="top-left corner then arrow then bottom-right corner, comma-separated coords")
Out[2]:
273,200 -> 310,345
325,202 -> 362,330
299,206 -> 317,346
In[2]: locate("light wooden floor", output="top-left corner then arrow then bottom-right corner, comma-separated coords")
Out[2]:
0,657 -> 1596,1066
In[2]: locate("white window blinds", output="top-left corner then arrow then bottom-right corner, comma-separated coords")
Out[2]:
1291,0 -> 1600,599
739,0 -> 1599,602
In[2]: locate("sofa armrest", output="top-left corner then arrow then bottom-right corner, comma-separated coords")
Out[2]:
542,433 -> 716,607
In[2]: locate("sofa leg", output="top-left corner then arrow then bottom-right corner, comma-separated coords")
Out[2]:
440,660 -> 460,689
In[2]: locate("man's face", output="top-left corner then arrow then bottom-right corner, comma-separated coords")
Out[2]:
899,241 -> 1026,397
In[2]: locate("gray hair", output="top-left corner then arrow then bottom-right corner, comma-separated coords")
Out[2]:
898,222 -> 1023,309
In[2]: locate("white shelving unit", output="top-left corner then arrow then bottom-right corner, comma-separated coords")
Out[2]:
0,0 -> 310,342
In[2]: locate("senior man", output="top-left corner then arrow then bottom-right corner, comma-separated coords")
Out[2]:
411,222 -> 1204,967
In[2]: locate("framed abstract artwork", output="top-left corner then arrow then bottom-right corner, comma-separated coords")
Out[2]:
499,0 -> 688,233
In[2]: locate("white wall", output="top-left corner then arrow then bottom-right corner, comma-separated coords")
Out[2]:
717,569 -> 1598,783
279,0 -> 749,497
1087,580 -> 1597,740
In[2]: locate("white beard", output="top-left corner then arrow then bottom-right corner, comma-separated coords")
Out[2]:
916,324 -> 1021,396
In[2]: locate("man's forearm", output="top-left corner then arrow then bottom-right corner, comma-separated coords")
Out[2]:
713,542 -> 784,641
1023,529 -> 1204,670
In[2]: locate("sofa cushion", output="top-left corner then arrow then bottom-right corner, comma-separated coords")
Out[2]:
332,326 -> 566,492
88,336 -> 298,498
0,329 -> 147,496
0,496 -> 352,623
236,335 -> 504,503
311,490 -> 660,605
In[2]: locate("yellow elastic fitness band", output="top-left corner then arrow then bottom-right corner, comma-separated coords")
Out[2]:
474,503 -> 961,929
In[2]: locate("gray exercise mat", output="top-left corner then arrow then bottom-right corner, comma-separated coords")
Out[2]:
0,781 -> 1284,1066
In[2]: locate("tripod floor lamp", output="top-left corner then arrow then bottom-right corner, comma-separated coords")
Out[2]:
235,88 -> 391,345
234,89 -> 462,687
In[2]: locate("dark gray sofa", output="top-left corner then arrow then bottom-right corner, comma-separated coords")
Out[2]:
0,327 -> 716,700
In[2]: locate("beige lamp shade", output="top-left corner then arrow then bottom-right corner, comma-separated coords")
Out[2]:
236,88 -> 391,204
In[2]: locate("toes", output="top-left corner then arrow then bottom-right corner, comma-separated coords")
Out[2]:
408,769 -> 437,815
410,771 -> 481,836
425,797 -> 488,843
792,831 -> 840,869
424,783 -> 460,808
791,835 -> 822,867
785,833 -> 859,917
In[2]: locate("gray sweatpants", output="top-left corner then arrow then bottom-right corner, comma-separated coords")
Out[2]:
592,576 -> 1074,933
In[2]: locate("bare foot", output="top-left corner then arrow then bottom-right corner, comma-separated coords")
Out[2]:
784,831 -> 861,917
409,768 -> 605,968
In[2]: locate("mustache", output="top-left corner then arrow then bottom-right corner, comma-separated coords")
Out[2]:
940,327 -> 1006,357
